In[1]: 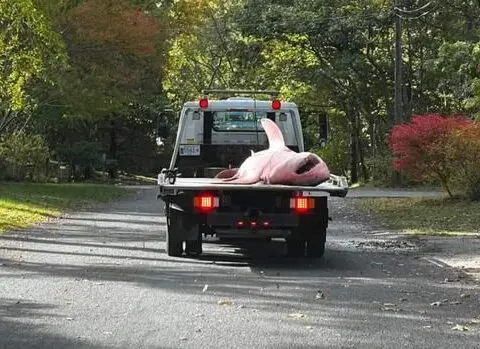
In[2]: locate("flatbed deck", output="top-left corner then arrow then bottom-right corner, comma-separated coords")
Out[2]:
158,175 -> 349,197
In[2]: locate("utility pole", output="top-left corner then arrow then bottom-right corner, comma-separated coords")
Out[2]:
393,0 -> 403,186
394,0 -> 403,125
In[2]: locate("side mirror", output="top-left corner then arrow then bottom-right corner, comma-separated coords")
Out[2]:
318,112 -> 328,147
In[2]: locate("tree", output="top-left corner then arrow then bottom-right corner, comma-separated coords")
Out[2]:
0,0 -> 66,134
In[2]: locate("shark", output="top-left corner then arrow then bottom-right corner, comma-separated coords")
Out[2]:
214,118 -> 330,186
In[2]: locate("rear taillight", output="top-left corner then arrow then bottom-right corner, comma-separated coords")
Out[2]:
290,196 -> 315,213
193,194 -> 219,212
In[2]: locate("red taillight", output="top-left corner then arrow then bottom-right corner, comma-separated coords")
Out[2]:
199,98 -> 209,109
193,195 -> 218,212
271,99 -> 281,110
262,221 -> 270,227
290,197 -> 315,213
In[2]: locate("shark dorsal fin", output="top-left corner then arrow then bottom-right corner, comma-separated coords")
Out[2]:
261,118 -> 286,150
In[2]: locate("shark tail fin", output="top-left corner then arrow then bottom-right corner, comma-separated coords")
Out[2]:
260,118 -> 286,150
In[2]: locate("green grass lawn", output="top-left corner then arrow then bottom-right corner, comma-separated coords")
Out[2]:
353,197 -> 480,236
0,182 -> 131,233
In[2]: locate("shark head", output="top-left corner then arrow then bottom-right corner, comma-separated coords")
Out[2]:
267,152 -> 330,185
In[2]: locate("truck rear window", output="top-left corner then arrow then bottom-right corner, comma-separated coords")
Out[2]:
212,111 -> 268,132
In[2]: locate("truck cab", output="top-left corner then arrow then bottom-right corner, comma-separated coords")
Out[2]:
166,93 -> 305,179
156,90 -> 348,258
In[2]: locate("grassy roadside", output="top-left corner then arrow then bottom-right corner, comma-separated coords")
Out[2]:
0,182 -> 131,233
353,196 -> 480,236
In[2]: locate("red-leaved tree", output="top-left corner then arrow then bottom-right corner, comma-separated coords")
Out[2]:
388,114 -> 471,197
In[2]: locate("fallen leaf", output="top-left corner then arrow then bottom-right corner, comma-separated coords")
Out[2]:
202,284 -> 208,293
316,290 -> 326,300
423,325 -> 432,329
180,337 -> 188,341
447,321 -> 454,325
430,301 -> 442,307
217,299 -> 232,306
237,305 -> 245,309
288,313 -> 307,319
451,324 -> 469,332
66,317 -> 74,321
449,301 -> 461,305
468,319 -> 480,325
381,303 -> 400,312
460,294 -> 471,299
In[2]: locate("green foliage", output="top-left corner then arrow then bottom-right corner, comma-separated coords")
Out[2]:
0,0 -> 66,113
56,141 -> 102,179
312,109 -> 350,177
448,122 -> 480,201
0,132 -> 49,181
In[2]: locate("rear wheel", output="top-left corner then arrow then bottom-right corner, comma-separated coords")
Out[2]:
306,228 -> 326,258
166,209 -> 184,257
185,234 -> 203,256
286,238 -> 305,257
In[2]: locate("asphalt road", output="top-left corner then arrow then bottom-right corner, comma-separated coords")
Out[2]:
0,186 -> 479,349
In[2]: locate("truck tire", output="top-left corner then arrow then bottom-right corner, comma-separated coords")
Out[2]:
166,209 -> 184,257
185,234 -> 202,256
306,229 -> 326,258
286,238 -> 305,257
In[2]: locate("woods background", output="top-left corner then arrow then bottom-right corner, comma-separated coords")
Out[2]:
1,0 -> 479,186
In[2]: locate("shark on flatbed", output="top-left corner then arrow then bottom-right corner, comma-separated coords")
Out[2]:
215,118 -> 330,186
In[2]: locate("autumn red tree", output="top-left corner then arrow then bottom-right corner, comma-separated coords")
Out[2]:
388,114 -> 471,197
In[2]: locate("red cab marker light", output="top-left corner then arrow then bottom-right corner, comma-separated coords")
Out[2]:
250,221 -> 257,228
237,221 -> 245,227
262,221 -> 270,227
272,99 -> 281,110
199,98 -> 209,109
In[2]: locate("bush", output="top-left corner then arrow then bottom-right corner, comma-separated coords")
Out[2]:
388,114 -> 471,197
55,141 -> 102,180
0,132 -> 50,181
448,122 -> 480,201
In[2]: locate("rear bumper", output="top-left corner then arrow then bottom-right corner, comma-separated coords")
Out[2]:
206,212 -> 299,228
205,212 -> 300,238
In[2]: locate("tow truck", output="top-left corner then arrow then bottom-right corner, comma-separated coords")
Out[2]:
156,90 -> 348,258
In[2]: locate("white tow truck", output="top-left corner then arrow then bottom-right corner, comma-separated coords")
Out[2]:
156,90 -> 348,258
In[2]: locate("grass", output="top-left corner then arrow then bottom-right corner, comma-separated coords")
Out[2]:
353,196 -> 480,236
0,182 -> 131,233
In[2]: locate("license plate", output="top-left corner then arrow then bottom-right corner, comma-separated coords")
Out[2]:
179,144 -> 200,156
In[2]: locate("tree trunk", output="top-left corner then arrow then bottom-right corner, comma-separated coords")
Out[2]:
350,110 -> 359,184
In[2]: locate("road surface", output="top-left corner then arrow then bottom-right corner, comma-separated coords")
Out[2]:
0,186 -> 479,349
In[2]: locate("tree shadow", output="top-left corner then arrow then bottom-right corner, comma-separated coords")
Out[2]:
0,298 -> 117,349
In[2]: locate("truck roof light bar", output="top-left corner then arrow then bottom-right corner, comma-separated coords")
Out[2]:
202,89 -> 280,99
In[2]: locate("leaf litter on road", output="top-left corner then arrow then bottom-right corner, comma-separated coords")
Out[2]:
315,290 -> 326,300
288,313 -> 307,319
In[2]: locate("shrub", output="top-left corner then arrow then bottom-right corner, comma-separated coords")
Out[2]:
388,113 -> 471,197
55,141 -> 102,180
0,132 -> 50,181
448,122 -> 480,201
